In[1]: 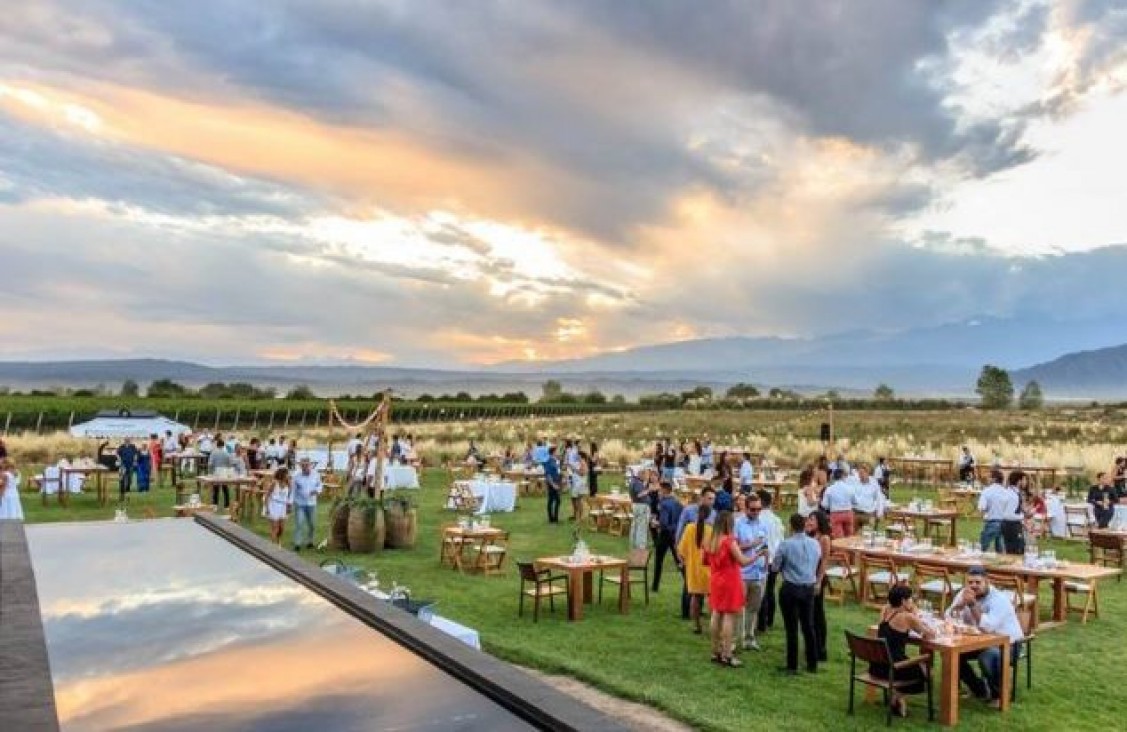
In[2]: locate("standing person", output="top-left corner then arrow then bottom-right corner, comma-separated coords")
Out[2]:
285,438 -> 298,470
0,458 -> 24,520
852,463 -> 885,531
1002,471 -> 1027,555
772,513 -> 822,675
1088,471 -> 1118,529
677,505 -> 713,635
265,467 -> 292,546
629,465 -> 655,549
116,438 -> 139,501
820,469 -> 856,538
676,487 -> 717,621
873,457 -> 892,496
544,446 -> 562,524
290,457 -> 323,551
945,567 -> 1024,705
806,510 -> 833,662
652,483 -> 682,593
797,467 -> 820,518
755,489 -> 785,635
206,439 -> 234,509
0,437 -> 7,460
738,452 -> 755,494
587,442 -> 600,498
135,440 -> 152,493
148,434 -> 163,487
977,469 -> 1013,552
569,451 -> 589,522
705,510 -> 752,667
662,442 -> 677,483
735,494 -> 770,651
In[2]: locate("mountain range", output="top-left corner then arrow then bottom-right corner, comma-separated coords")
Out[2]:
0,316 -> 1124,398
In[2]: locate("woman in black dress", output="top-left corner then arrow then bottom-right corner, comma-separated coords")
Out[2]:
587,441 -> 600,497
870,585 -> 935,717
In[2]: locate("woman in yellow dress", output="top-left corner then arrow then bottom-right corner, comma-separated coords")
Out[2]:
677,504 -> 714,634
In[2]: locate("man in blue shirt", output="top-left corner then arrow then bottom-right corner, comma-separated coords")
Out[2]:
652,483 -> 682,593
544,446 -> 562,524
532,439 -> 549,466
735,494 -> 770,651
116,437 -> 139,501
772,513 -> 822,674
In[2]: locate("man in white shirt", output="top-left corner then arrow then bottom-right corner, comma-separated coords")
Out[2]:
290,457 -> 323,551
946,567 -> 1024,704
820,469 -> 857,537
978,469 -> 1015,552
851,464 -> 885,530
701,440 -> 714,472
755,489 -> 786,634
346,432 -> 363,459
197,432 -> 214,456
738,452 -> 755,493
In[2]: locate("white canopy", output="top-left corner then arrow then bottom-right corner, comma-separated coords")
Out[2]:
69,416 -> 191,440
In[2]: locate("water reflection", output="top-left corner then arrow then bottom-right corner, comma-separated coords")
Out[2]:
27,520 -> 532,731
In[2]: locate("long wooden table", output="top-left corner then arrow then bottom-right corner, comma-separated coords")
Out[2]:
835,537 -> 1121,629
892,457 -> 954,485
441,525 -> 506,572
61,465 -> 111,506
535,555 -> 629,621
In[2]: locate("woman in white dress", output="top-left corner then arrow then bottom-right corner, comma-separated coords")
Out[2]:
569,452 -> 589,523
0,458 -> 25,521
265,467 -> 291,546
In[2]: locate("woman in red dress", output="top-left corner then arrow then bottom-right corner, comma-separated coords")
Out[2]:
705,510 -> 753,667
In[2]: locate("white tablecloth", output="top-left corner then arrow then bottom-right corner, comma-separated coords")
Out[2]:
384,465 -> 420,489
465,480 -> 517,514
428,615 -> 481,650
1046,495 -> 1069,537
1111,505 -> 1127,530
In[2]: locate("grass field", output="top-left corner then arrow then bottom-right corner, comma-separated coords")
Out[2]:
18,461 -> 1125,732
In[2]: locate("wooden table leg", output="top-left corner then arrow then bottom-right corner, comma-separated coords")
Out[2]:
998,639 -> 1012,713
950,516 -> 958,547
568,571 -> 584,621
939,648 -> 960,726
583,572 -> 594,605
1052,577 -> 1066,623
618,564 -> 630,615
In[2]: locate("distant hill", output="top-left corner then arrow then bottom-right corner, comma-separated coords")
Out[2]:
1012,344 -> 1127,398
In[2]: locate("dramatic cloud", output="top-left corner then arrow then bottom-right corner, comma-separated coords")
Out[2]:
0,1 -> 1125,366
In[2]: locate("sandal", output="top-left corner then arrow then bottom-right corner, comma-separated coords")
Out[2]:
710,653 -> 724,665
722,656 -> 744,668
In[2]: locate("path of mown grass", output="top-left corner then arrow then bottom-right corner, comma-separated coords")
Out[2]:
22,471 -> 1125,732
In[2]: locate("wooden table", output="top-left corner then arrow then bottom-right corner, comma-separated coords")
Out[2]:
978,464 -> 1059,489
196,475 -> 260,515
173,503 -> 217,518
535,555 -> 629,621
892,457 -> 955,485
835,537 -> 1121,628
886,508 -> 959,546
441,526 -> 505,572
61,465 -> 111,506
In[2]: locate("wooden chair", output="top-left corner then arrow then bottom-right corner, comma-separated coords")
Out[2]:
913,561 -> 960,609
844,630 -> 934,726
446,482 -> 480,513
469,531 -> 510,575
884,517 -> 916,540
1012,605 -> 1036,701
439,525 -> 463,568
824,551 -> 859,605
860,556 -> 910,609
1065,505 -> 1091,539
40,466 -> 62,506
924,515 -> 953,545
1089,533 -> 1125,580
1065,578 -> 1100,623
517,561 -> 569,622
599,547 -> 650,606
607,507 -> 633,537
985,572 -> 1038,613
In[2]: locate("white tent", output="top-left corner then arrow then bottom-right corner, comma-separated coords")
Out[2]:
69,415 -> 191,440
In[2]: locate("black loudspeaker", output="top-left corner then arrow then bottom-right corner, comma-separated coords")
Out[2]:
820,423 -> 831,442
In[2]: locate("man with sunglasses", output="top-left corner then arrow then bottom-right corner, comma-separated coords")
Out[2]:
735,494 -> 770,652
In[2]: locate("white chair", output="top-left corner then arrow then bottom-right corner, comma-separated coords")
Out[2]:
42,466 -> 62,495
66,471 -> 85,494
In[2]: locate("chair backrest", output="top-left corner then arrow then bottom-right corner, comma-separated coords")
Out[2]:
1016,605 -> 1035,639
827,551 -> 854,574
914,560 -> 950,586
862,555 -> 896,573
516,561 -> 541,582
1090,532 -> 1123,553
844,630 -> 892,665
627,547 -> 651,568
1065,505 -> 1090,524
985,572 -> 1024,604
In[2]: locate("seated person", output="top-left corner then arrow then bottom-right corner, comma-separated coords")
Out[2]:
945,567 -> 1023,706
1087,472 -> 1118,529
870,585 -> 935,718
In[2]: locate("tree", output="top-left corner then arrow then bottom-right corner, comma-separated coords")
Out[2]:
1018,381 -> 1044,410
120,379 -> 140,397
416,393 -> 434,402
975,365 -> 1014,409
501,391 -> 529,403
610,394 -> 626,404
680,386 -> 713,402
874,383 -> 895,401
540,379 -> 563,402
147,378 -> 190,398
285,384 -> 315,400
725,383 -> 760,399
582,390 -> 607,404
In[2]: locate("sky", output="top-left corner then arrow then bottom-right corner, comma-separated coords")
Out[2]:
1,0 -> 1125,368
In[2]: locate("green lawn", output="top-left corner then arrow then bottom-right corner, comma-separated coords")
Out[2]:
19,471 -> 1125,732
